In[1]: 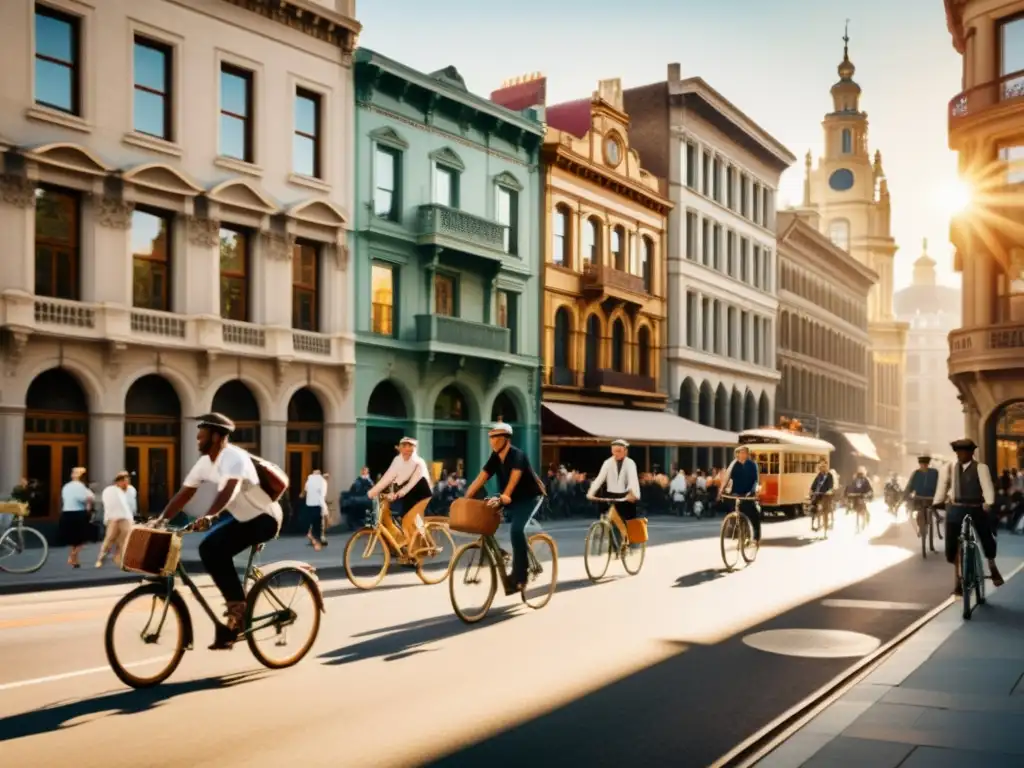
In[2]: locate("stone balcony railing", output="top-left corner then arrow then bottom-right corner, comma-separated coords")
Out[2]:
948,67 -> 1024,135
580,263 -> 649,300
414,313 -> 510,354
2,291 -> 347,364
948,320 -> 1024,377
417,204 -> 507,257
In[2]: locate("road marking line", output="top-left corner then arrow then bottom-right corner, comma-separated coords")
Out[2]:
0,657 -> 165,692
821,599 -> 930,611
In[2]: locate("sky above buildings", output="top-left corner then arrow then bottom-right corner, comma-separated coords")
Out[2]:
357,0 -> 961,290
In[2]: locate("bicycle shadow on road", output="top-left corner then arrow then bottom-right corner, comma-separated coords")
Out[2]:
0,671 -> 264,743
758,536 -> 817,549
674,569 -> 729,588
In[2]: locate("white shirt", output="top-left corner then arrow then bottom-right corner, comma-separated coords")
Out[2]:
374,453 -> 430,497
669,473 -> 688,501
590,456 -> 641,498
61,480 -> 94,512
125,485 -> 138,515
933,460 -> 995,507
101,485 -> 134,523
304,474 -> 327,507
183,443 -> 282,525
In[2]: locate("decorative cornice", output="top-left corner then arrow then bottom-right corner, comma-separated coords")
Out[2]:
95,196 -> 135,229
221,0 -> 360,55
0,174 -> 36,208
548,149 -> 672,216
261,231 -> 295,260
187,216 -> 220,247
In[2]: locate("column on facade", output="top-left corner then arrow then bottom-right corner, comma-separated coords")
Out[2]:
325,421 -> 356,489
90,414 -> 125,490
262,422 -> 287,469
0,409 -> 25,497
694,292 -> 704,351
0,176 -> 35,292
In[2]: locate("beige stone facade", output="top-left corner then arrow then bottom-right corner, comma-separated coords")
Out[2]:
0,0 -> 359,520
945,0 -> 1024,472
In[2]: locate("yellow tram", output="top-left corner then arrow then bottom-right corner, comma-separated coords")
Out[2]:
738,427 -> 835,518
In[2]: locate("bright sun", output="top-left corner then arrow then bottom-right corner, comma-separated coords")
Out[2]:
936,179 -> 973,215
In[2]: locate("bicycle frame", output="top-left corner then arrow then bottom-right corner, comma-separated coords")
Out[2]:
468,497 -> 544,595
362,497 -> 443,561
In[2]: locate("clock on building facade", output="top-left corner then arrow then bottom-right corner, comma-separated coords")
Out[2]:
829,168 -> 854,191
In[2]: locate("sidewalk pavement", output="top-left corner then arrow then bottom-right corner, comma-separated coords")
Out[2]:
758,534 -> 1024,767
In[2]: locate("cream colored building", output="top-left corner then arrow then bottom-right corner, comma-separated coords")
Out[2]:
945,0 -> 1024,473
0,0 -> 359,521
796,33 -> 908,469
775,210 -> 876,478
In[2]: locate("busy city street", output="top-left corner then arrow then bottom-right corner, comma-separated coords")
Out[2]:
3,511 -> 1018,767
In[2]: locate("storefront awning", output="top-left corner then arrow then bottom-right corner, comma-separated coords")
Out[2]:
842,432 -> 881,462
542,402 -> 738,447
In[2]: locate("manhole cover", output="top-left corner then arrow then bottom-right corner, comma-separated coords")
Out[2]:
742,628 -> 881,658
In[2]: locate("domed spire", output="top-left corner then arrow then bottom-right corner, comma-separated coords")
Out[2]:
830,20 -> 861,113
913,237 -> 937,286
838,20 -> 855,80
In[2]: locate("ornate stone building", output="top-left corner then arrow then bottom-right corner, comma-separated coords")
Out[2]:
796,31 -> 908,468
945,0 -> 1024,472
775,210 -> 876,478
0,0 -> 359,520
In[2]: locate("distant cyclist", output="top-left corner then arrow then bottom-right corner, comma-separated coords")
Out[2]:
587,438 -> 641,549
809,459 -> 835,521
904,455 -> 940,545
724,446 -> 761,545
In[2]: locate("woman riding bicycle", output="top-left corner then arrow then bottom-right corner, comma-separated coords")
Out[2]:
153,412 -> 282,650
367,437 -> 432,557
586,438 -> 641,549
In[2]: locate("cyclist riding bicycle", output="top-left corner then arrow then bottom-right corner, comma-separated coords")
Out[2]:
463,422 -> 545,592
586,438 -> 641,549
724,445 -> 761,545
153,412 -> 283,650
809,458 -> 835,517
367,436 -> 432,557
883,472 -> 902,511
933,438 -> 1004,593
904,454 -> 940,531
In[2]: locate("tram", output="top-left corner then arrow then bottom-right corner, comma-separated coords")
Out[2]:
738,425 -> 835,518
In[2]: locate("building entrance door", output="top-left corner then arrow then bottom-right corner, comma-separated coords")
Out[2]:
124,441 -> 176,518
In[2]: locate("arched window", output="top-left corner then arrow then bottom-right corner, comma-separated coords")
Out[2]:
552,204 -> 571,267
585,314 -> 601,373
828,219 -> 850,252
583,217 -> 601,266
611,226 -> 626,271
641,236 -> 654,293
841,128 -> 852,154
637,325 -> 652,377
611,318 -> 626,372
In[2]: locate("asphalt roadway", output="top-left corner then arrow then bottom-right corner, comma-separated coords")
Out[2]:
1,510 -> 1015,768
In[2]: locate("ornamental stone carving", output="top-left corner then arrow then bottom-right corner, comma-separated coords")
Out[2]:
188,216 -> 220,247
0,174 -> 36,208
333,244 -> 350,271
95,197 -> 135,229
261,231 -> 295,261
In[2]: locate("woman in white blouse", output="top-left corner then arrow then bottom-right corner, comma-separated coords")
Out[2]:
97,471 -> 134,567
59,466 -> 95,568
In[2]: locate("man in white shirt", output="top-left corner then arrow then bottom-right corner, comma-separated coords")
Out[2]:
368,437 -> 432,556
587,439 -> 641,550
669,469 -> 688,516
933,437 -> 1003,592
154,412 -> 283,649
97,471 -> 134,568
303,470 -> 328,550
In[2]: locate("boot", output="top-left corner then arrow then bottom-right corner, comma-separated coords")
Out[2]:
209,601 -> 246,650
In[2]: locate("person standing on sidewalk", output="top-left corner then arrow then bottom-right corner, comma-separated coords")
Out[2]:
97,472 -> 134,568
59,467 -> 94,568
303,469 -> 328,551
933,438 -> 1004,593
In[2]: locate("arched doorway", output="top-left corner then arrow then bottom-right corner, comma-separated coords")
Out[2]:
490,390 -> 519,425
744,390 -> 757,429
212,380 -> 260,452
714,383 -> 729,469
730,388 -> 743,433
552,307 -> 573,385
679,378 -> 698,471
23,368 -> 89,519
286,387 -> 324,508
124,374 -> 180,517
434,384 -> 470,481
988,400 -> 1024,474
759,391 -> 771,427
365,380 -> 409,479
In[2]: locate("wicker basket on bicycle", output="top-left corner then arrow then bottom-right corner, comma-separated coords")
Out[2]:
448,498 -> 501,536
0,502 -> 29,517
121,527 -> 182,578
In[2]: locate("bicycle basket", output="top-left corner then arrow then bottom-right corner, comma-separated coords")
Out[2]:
121,527 -> 182,577
0,502 -> 29,517
449,498 -> 501,536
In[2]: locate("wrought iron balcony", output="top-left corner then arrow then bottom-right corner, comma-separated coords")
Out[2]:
583,368 -> 657,393
416,204 -> 507,262
414,314 -> 510,354
949,68 -> 1024,138
580,263 -> 649,303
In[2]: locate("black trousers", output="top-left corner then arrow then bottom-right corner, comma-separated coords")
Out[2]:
199,514 -> 280,603
396,478 -> 433,514
945,503 -> 997,565
739,499 -> 761,541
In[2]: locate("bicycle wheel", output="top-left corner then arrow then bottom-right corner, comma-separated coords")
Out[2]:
961,544 -> 974,620
584,521 -> 611,582
343,528 -> 390,590
921,510 -> 928,560
821,507 -> 829,540
415,521 -> 455,585
810,505 -> 821,533
449,541 -> 497,624
245,567 -> 322,669
0,524 -> 48,574
740,514 -> 758,564
720,514 -> 742,571
975,545 -> 986,606
621,534 -> 645,576
104,583 -> 189,689
522,533 -> 557,609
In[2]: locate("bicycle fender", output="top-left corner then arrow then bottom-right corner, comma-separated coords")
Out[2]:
252,562 -> 326,614
125,582 -> 194,651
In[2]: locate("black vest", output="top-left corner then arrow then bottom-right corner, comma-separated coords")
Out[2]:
955,463 -> 983,504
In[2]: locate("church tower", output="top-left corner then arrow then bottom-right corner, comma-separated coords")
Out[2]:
801,24 -> 909,470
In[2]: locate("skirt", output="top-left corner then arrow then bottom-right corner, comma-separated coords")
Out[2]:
59,510 -> 92,547
396,478 -> 433,514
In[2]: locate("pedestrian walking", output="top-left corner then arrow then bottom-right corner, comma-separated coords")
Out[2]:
97,471 -> 134,568
59,467 -> 94,568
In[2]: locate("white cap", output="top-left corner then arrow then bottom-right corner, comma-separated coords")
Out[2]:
611,439 -> 629,447
399,436 -> 418,447
488,422 -> 513,437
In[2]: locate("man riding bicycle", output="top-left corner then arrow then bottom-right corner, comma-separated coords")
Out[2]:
367,436 -> 432,557
933,438 -> 1004,593
904,455 -> 940,545
724,446 -> 761,545
154,413 -> 283,650
809,459 -> 835,521
883,472 -> 902,512
587,438 -> 641,550
463,423 -> 544,592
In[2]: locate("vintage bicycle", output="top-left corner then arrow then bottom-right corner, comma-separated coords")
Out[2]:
447,497 -> 557,624
845,492 -> 871,534
934,502 -> 989,620
104,520 -> 324,689
719,493 -> 759,571
583,496 -> 647,581
807,493 -> 834,540
342,494 -> 455,590
0,501 -> 48,574
908,493 -> 942,559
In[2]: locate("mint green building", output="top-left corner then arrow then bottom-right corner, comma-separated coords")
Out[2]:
352,50 -> 545,481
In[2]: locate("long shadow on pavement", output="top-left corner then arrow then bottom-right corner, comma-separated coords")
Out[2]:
0,672 -> 264,743
675,568 -> 730,588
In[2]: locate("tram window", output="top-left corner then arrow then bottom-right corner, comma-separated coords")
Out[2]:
754,453 -> 769,474
767,453 -> 780,473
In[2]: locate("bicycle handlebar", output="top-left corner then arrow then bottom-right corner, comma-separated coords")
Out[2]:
719,493 -> 756,501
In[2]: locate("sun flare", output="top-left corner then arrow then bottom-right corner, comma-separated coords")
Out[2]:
936,178 -> 973,215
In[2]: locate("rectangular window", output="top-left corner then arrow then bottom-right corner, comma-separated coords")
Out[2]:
434,165 -> 457,207
741,311 -> 750,360
701,218 -> 709,266
752,182 -> 761,222
133,37 -> 172,140
434,273 -> 455,317
763,250 -> 772,291
727,307 -> 737,358
220,64 -> 254,162
374,146 -> 400,219
371,262 -> 395,335
753,245 -> 761,288
727,231 -> 735,276
497,290 -> 519,354
552,208 -> 567,266
999,15 -> 1024,77
753,317 -> 762,364
740,175 -> 749,216
34,6 -> 79,114
998,145 -> 1024,185
726,166 -> 735,209
701,297 -> 711,351
702,151 -> 711,196
762,188 -> 771,227
713,302 -> 722,354
686,291 -> 697,347
740,238 -> 749,282
686,143 -> 697,189
218,226 -> 249,321
641,237 -> 653,293
712,225 -> 721,271
291,242 -> 319,331
496,186 -> 519,254
685,211 -> 697,260
131,208 -> 172,311
294,89 -> 321,178
34,187 -> 80,299
712,157 -> 721,201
